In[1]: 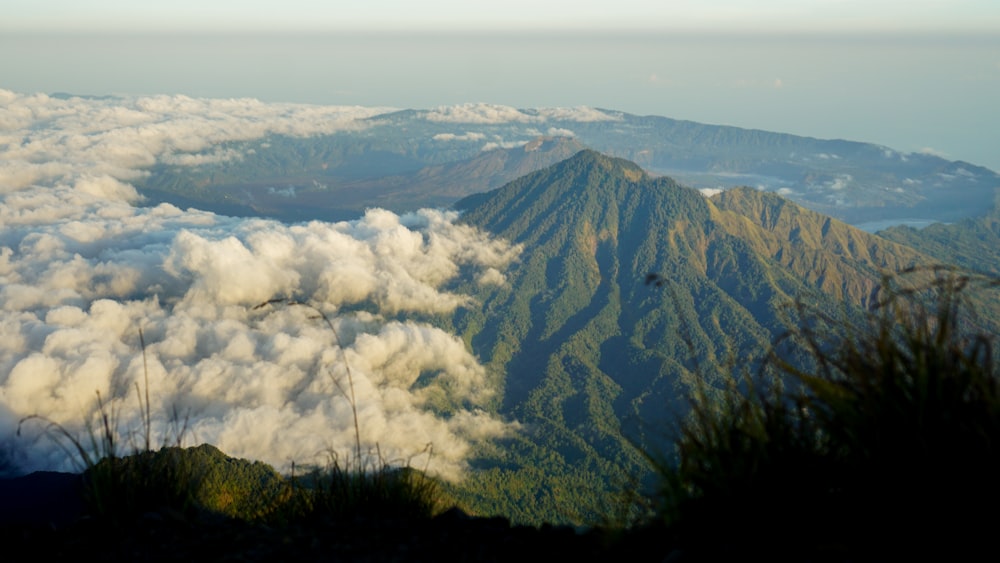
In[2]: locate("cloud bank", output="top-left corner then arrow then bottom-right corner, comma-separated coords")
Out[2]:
0,91 -> 522,480
421,102 -> 620,125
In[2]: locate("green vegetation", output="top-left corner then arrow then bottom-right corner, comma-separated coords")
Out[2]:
879,194 -> 1000,276
83,444 -> 286,522
448,149 -> 949,526
18,424 -> 439,528
646,267 -> 999,559
281,461 -> 440,525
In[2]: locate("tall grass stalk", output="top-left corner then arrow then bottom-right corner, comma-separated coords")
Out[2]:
649,267 -> 1000,558
252,298 -> 440,524
17,325 -> 196,522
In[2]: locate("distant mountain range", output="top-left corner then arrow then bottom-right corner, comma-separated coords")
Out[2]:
138,105 -> 1000,228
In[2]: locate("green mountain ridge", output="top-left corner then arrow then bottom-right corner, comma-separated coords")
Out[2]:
709,186 -> 930,305
877,194 -> 1000,276
446,150 -> 958,523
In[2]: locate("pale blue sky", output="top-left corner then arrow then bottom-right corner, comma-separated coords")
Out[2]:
3,1 -> 999,171
5,0 -> 1000,32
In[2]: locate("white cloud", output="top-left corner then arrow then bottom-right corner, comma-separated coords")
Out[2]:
828,174 -> 852,191
0,92 -> 521,481
422,103 -> 619,125
432,132 -> 488,142
481,140 -> 530,152
534,107 -> 621,122
0,90 -> 393,198
546,127 -> 576,137
917,147 -> 950,159
161,147 -> 245,166
424,103 -> 536,124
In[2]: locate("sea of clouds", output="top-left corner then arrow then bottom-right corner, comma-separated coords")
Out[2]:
0,90 -> 525,480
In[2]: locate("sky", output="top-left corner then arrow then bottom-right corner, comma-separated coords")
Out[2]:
4,0 -> 1000,33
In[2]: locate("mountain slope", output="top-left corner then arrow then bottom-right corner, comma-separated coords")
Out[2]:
448,150 -> 951,524
877,195 -> 1000,276
709,187 -> 930,304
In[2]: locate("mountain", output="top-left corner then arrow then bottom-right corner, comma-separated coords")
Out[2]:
326,136 -> 587,214
140,134 -> 586,223
136,106 -> 1000,228
444,150 -> 959,524
709,186 -> 930,304
567,113 -> 1000,226
876,193 -> 1000,276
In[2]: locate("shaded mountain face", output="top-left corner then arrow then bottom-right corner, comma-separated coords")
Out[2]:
450,150 -> 940,485
137,106 -> 1000,227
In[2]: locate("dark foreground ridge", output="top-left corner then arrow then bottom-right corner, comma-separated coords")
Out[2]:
1,467 -> 992,563
0,470 -> 665,562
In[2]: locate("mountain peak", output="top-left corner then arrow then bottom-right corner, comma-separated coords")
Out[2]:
453,149 -> 693,243
558,149 -> 648,182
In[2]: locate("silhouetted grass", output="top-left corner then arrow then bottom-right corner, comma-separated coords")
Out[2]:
15,327 -> 201,523
270,452 -> 441,528
648,267 -> 1000,560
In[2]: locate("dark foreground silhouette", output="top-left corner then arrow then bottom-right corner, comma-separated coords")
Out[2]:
0,470 -> 668,562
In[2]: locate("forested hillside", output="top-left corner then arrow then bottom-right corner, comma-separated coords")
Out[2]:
441,150 -> 967,524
